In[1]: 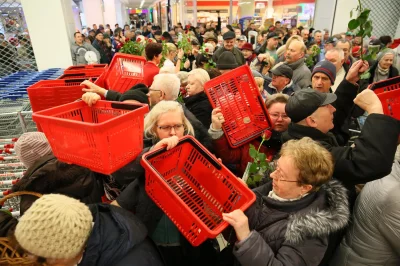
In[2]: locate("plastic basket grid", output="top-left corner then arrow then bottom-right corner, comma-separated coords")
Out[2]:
63,64 -> 108,75
27,79 -> 89,112
204,65 -> 272,148
57,72 -> 100,80
32,100 -> 149,174
103,53 -> 145,93
370,76 -> 400,94
142,136 -> 256,246
376,89 -> 400,119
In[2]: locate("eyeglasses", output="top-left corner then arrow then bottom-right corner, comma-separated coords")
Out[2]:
270,160 -> 299,183
149,88 -> 165,95
269,113 -> 289,120
157,124 -> 184,132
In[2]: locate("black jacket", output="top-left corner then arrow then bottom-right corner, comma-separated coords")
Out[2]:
183,92 -> 213,128
105,83 -> 149,102
282,113 -> 399,205
79,204 -> 164,266
12,155 -> 104,215
367,62 -> 399,85
229,180 -> 349,266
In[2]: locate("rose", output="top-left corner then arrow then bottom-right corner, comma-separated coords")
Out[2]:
137,37 -> 141,42
187,38 -> 191,42
148,39 -> 152,43
205,48 -> 209,53
162,36 -> 165,41
261,130 -> 272,141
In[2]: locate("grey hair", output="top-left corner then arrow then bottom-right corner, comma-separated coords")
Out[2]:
177,71 -> 189,85
144,101 -> 195,140
314,30 -> 322,36
336,38 -> 352,49
152,74 -> 180,100
326,47 -> 344,60
188,69 -> 210,87
301,29 -> 309,35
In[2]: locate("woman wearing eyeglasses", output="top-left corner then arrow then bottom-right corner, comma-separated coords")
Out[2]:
222,137 -> 350,266
113,101 -> 219,266
209,94 -> 291,178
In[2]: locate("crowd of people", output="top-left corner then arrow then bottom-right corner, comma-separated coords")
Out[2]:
1,18 -> 400,266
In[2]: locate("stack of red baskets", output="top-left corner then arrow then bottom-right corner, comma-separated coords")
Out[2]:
371,76 -> 400,119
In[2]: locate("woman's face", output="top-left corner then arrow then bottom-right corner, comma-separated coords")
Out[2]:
268,102 -> 290,132
169,49 -> 177,60
379,54 -> 394,70
186,75 -> 204,96
96,34 -> 104,41
156,110 -> 185,140
242,49 -> 253,59
270,156 -> 307,199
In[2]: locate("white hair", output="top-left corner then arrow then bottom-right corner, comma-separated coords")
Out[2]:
159,65 -> 176,74
188,69 -> 210,87
144,101 -> 195,140
152,73 -> 180,100
326,47 -> 344,61
177,71 -> 189,85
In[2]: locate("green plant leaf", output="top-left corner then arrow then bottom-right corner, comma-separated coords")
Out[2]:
350,9 -> 353,18
360,72 -> 371,80
249,163 -> 258,174
253,174 -> 262,183
258,152 -> 266,162
358,9 -> 370,24
356,28 -> 365,37
249,145 -> 257,159
348,19 -> 360,30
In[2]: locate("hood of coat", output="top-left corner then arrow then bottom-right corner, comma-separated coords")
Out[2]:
80,204 -> 148,266
284,179 -> 349,244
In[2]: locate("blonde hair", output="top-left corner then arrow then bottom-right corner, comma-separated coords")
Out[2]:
144,101 -> 195,140
265,93 -> 289,109
166,42 -> 177,54
280,137 -> 333,191
254,77 -> 264,89
188,69 -> 210,87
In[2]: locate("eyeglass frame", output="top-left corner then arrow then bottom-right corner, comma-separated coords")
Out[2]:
156,124 -> 185,132
269,113 -> 290,120
270,160 -> 299,183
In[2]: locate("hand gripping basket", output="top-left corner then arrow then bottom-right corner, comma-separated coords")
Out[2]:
141,136 -> 256,246
0,191 -> 42,266
32,100 -> 149,174
204,65 -> 272,148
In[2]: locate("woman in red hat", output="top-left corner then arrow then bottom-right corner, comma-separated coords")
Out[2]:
241,42 -> 257,65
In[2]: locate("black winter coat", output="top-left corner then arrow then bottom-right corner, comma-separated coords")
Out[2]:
230,180 -> 349,266
105,83 -> 149,102
79,204 -> 164,266
183,92 -> 213,128
12,155 -> 104,215
282,113 -> 399,206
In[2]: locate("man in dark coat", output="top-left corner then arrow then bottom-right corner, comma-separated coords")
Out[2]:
212,31 -> 245,66
283,88 -> 400,207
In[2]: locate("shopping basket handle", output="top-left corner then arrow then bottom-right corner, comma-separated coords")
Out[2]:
111,102 -> 145,111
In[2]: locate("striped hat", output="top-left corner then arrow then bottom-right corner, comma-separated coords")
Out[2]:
312,60 -> 337,85
14,132 -> 53,168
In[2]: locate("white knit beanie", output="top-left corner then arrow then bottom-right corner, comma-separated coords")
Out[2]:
14,132 -> 53,168
15,194 -> 93,260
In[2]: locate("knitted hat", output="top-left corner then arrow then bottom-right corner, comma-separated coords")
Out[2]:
217,51 -> 239,70
312,60 -> 336,85
14,132 -> 53,168
203,32 -> 217,43
15,194 -> 93,260
241,42 -> 253,51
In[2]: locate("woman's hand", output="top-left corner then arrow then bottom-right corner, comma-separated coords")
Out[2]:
222,210 -> 251,241
153,136 -> 179,151
82,92 -> 100,107
178,49 -> 184,59
211,108 -> 225,130
184,59 -> 191,69
81,80 -> 107,97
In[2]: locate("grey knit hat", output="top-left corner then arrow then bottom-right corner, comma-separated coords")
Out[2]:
216,51 -> 239,70
14,132 -> 53,168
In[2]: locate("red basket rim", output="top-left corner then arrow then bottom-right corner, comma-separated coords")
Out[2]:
32,100 -> 149,127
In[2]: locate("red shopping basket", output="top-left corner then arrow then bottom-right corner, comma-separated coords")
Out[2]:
370,76 -> 400,94
103,53 -> 145,93
141,136 -> 256,246
27,79 -> 92,113
376,89 -> 400,119
204,65 -> 272,148
64,64 -> 108,75
32,100 -> 149,174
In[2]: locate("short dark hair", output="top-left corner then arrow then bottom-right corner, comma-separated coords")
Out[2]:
0,33 -> 4,37
74,32 -> 82,37
275,21 -> 281,25
145,43 -> 163,60
379,35 -> 392,46
261,30 -> 268,37
89,30 -> 95,34
115,23 -> 119,26
114,28 -> 122,37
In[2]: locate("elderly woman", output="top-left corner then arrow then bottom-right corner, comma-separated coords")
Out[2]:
209,94 -> 290,177
222,137 -> 350,266
113,100 -> 218,266
13,194 -> 164,266
368,49 -> 399,83
183,69 -> 212,127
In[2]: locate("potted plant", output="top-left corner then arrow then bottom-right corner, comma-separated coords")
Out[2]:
242,130 -> 274,188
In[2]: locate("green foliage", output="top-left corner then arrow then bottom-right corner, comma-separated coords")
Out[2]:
305,46 -> 320,68
348,0 -> 373,80
120,40 -> 145,56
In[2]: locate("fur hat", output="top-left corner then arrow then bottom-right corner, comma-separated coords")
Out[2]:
14,132 -> 53,168
15,194 -> 93,260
